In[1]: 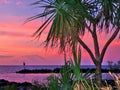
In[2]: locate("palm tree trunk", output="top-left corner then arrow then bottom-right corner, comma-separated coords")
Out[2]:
95,62 -> 102,88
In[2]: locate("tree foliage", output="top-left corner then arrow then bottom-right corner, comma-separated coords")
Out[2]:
27,0 -> 120,87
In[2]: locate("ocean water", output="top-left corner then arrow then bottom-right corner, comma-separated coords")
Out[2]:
0,65 -> 118,83
0,65 -> 110,73
0,65 -> 61,83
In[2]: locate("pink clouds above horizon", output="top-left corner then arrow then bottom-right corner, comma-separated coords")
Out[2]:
0,18 -> 120,65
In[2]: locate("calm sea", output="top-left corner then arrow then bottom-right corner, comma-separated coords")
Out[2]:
0,65 -> 117,83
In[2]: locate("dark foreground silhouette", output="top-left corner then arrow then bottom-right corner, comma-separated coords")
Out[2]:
16,68 -> 120,74
0,79 -> 118,90
0,79 -> 32,90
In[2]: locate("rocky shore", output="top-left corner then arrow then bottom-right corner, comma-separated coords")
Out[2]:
16,68 -> 120,74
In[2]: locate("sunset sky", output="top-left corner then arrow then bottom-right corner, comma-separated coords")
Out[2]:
0,0 -> 120,65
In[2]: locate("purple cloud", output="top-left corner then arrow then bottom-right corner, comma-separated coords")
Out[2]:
0,31 -> 30,37
0,0 -> 11,4
16,1 -> 23,6
0,55 -> 13,58
0,50 -> 8,53
23,55 -> 45,61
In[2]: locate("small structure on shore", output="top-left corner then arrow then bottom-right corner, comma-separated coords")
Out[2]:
23,62 -> 26,69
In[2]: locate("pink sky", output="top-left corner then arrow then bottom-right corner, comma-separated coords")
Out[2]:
0,0 -> 120,65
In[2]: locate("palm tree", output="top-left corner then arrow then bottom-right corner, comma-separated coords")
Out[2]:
27,0 -> 120,87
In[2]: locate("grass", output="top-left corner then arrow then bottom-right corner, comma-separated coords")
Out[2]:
46,61 -> 99,90
109,72 -> 120,89
5,84 -> 18,90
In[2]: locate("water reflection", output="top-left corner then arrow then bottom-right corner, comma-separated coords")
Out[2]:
0,73 -> 119,83
0,73 -> 51,83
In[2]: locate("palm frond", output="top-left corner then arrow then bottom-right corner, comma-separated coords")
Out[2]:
29,0 -> 120,51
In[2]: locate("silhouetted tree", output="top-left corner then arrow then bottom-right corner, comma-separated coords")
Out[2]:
27,0 -> 120,87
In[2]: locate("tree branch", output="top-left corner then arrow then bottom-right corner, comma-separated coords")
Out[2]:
100,28 -> 120,62
92,24 -> 100,59
85,23 -> 93,34
77,36 -> 96,64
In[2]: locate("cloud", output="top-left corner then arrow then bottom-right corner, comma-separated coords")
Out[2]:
0,14 -> 24,23
0,48 -> 8,52
0,55 -> 44,60
16,1 -> 23,6
0,55 -> 45,65
0,0 -> 11,4
0,31 -> 29,37
0,55 -> 13,58
24,55 -> 45,60
0,0 -> 24,6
